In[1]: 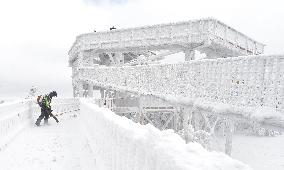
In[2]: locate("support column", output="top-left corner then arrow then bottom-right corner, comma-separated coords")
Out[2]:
108,53 -> 116,66
78,81 -> 84,97
183,107 -> 194,143
139,96 -> 145,124
87,83 -> 93,97
184,49 -> 195,61
173,109 -> 178,131
77,51 -> 84,68
100,88 -> 105,98
116,53 -> 124,65
72,80 -> 77,97
93,53 -> 100,65
73,85 -> 77,97
225,119 -> 234,156
109,52 -> 124,66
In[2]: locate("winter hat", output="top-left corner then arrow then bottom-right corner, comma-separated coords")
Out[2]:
37,95 -> 42,102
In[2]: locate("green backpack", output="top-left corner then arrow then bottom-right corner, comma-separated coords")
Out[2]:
43,96 -> 51,109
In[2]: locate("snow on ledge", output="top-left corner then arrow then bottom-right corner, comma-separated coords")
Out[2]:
80,99 -> 251,170
162,95 -> 284,128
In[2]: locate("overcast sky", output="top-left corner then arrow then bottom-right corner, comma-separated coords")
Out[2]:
0,0 -> 283,98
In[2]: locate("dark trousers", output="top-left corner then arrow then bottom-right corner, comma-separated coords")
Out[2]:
49,112 -> 59,123
36,109 -> 59,125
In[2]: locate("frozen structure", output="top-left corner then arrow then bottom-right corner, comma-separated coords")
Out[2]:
68,18 -> 283,155
0,99 -> 251,170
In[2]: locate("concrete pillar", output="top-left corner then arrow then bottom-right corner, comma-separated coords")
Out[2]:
87,84 -> 93,97
184,49 -> 195,61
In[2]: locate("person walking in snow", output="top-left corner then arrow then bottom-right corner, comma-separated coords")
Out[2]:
35,91 -> 59,126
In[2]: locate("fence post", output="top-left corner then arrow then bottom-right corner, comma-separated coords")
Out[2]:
225,118 -> 234,156
183,107 -> 194,143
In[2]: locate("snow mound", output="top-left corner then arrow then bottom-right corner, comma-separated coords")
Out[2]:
80,99 -> 251,170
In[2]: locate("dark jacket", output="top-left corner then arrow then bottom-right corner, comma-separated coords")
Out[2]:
37,91 -> 57,111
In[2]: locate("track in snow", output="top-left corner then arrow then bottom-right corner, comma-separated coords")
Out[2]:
0,113 -> 97,170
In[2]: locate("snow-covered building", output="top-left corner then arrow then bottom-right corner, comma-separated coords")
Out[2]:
68,18 -> 284,156
68,18 -> 265,97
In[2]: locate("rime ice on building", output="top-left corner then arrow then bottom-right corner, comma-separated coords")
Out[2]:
68,18 -> 283,155
68,18 -> 264,98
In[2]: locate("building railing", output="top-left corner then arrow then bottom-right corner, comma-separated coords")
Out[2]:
0,98 -> 79,150
69,18 -> 264,58
80,54 -> 284,112
79,99 -> 250,169
0,99 -> 34,149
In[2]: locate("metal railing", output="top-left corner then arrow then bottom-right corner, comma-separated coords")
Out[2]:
0,98 -> 80,149
80,54 -> 284,112
69,18 -> 264,58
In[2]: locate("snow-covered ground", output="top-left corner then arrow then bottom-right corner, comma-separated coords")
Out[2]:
0,113 -> 97,170
0,98 -> 283,170
80,99 -> 251,170
0,99 -> 251,170
0,97 -> 14,104
211,134 -> 284,170
232,135 -> 284,170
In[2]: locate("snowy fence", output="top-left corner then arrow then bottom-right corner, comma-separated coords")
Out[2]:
81,54 -> 284,113
49,98 -> 80,116
80,99 -> 251,170
0,98 -> 80,150
0,99 -> 34,150
30,98 -> 80,117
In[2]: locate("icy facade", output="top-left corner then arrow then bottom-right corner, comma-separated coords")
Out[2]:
80,54 -> 284,111
68,18 -> 284,156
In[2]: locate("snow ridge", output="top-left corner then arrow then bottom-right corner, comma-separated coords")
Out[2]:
80,99 -> 251,170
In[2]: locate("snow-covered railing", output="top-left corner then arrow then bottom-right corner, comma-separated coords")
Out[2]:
80,99 -> 251,170
69,18 -> 264,60
92,98 -> 116,111
0,99 -> 34,149
80,54 -> 284,112
0,98 -> 80,150
30,98 -> 80,117
51,98 -> 80,116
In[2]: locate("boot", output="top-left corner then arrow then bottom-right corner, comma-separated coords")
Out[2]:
44,119 -> 48,125
35,119 -> 41,126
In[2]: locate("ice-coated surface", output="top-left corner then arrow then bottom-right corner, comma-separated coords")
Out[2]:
1,98 -> 284,169
80,98 -> 251,170
69,18 -> 264,60
76,54 -> 284,127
